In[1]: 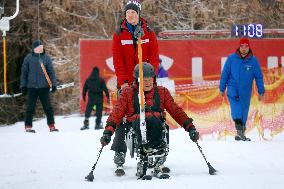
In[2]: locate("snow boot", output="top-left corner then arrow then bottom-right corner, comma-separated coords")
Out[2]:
94,122 -> 103,130
114,152 -> 126,176
235,129 -> 251,141
136,158 -> 152,180
151,156 -> 170,173
80,119 -> 89,130
25,126 -> 35,133
234,120 -> 250,141
49,124 -> 59,132
152,165 -> 168,179
160,165 -> 171,174
242,126 -> 251,141
152,164 -> 170,179
153,170 -> 170,179
115,165 -> 125,176
152,156 -> 170,179
141,175 -> 152,180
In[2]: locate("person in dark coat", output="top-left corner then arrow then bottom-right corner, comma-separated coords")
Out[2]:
20,39 -> 58,133
100,63 -> 199,178
220,37 -> 265,141
81,67 -> 110,130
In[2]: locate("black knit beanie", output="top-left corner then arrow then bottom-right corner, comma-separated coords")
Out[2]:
125,0 -> 141,16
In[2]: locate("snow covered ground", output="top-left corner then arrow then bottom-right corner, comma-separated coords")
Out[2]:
1,115 -> 284,189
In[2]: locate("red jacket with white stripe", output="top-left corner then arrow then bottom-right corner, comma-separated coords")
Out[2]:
112,18 -> 160,88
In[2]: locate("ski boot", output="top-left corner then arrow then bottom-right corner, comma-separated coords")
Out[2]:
80,119 -> 89,130
114,152 -> 126,176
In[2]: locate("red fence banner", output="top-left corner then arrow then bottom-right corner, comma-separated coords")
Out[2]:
80,39 -> 284,139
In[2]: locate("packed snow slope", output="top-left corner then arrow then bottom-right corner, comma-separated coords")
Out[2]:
1,115 -> 283,189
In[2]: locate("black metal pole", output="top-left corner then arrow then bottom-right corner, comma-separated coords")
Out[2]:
195,141 -> 217,175
85,146 -> 104,182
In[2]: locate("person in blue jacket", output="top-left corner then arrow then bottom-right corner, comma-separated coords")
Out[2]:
219,37 -> 265,141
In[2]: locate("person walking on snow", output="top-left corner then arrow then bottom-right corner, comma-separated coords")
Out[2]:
20,40 -> 58,133
81,67 -> 110,130
111,0 -> 160,173
219,37 -> 265,141
100,63 -> 199,179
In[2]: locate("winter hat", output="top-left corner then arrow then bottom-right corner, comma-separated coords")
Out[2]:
32,39 -> 42,49
90,66 -> 100,79
93,66 -> 99,73
125,0 -> 141,16
239,37 -> 250,47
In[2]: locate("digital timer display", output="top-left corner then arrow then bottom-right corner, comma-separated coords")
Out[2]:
231,24 -> 263,38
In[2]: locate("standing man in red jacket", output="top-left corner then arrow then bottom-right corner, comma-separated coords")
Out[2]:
113,0 -> 159,89
111,0 -> 160,175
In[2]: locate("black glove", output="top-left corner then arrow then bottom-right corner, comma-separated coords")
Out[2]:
100,130 -> 113,147
51,86 -> 57,93
21,87 -> 27,95
188,127 -> 199,142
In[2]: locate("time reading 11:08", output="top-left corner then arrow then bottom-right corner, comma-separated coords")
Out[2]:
232,24 -> 263,38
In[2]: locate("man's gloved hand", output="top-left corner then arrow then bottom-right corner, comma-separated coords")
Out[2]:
100,130 -> 113,147
51,86 -> 57,93
188,127 -> 199,142
134,25 -> 144,39
21,87 -> 27,96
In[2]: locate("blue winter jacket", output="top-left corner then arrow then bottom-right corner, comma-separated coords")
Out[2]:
20,51 -> 57,89
220,51 -> 265,100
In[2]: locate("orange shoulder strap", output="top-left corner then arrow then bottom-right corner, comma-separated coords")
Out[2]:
40,61 -> 52,88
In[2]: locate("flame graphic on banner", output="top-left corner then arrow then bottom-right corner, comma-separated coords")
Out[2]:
104,67 -> 284,140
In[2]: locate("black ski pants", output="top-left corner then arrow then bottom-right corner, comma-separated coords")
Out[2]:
85,97 -> 103,125
25,88 -> 54,126
111,122 -> 127,153
111,116 -> 168,153
134,116 -> 166,148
